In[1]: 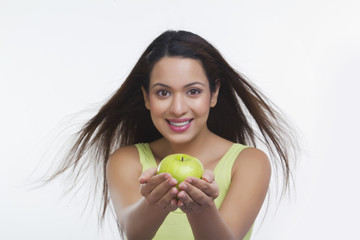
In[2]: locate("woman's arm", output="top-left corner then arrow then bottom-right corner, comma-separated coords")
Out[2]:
106,146 -> 179,240
177,147 -> 271,240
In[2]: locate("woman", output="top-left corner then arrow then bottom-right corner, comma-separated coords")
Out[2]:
51,30 -> 297,239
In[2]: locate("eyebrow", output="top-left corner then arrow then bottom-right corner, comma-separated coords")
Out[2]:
151,81 -> 205,89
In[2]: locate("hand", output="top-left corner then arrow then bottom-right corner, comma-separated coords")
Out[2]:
176,169 -> 219,213
139,167 -> 179,212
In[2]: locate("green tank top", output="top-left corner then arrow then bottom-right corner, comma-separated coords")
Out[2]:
135,143 -> 253,240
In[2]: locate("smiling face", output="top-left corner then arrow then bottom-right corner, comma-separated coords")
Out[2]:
142,57 -> 220,145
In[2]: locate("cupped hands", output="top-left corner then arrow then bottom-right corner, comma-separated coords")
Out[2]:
177,169 -> 219,213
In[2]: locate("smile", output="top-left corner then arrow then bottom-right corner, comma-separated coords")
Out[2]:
166,119 -> 193,132
168,120 -> 191,127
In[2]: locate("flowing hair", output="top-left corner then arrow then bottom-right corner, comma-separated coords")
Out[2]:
45,30 -> 298,224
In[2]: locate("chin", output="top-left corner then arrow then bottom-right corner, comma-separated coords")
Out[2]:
162,133 -> 194,145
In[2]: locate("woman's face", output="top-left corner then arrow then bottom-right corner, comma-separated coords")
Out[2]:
142,57 -> 219,145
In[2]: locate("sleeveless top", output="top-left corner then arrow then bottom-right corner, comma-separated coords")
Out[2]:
135,143 -> 253,240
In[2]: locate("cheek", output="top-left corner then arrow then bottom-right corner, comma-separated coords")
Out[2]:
148,97 -> 167,116
191,97 -> 212,116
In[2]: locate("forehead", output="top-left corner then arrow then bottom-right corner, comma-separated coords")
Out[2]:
150,57 -> 209,87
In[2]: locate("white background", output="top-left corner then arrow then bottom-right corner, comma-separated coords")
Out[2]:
1,0 -> 360,239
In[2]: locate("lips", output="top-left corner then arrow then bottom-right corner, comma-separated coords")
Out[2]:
166,118 -> 193,132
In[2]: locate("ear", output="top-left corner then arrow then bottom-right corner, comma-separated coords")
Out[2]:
210,80 -> 220,108
141,86 -> 150,110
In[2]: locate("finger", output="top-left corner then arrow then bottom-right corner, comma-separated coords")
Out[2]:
139,167 -> 158,184
178,182 -> 205,205
146,178 -> 178,204
180,179 -> 219,204
149,186 -> 179,211
140,174 -> 167,197
177,199 -> 185,211
201,169 -> 215,183
169,198 -> 179,212
178,200 -> 192,213
140,174 -> 177,197
184,177 -> 219,198
177,191 -> 198,213
160,188 -> 179,211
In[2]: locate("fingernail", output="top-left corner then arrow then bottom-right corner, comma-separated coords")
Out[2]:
169,179 -> 177,186
171,187 -> 178,195
203,175 -> 210,182
178,192 -> 186,199
171,199 -> 178,206
179,183 -> 187,190
185,178 -> 192,183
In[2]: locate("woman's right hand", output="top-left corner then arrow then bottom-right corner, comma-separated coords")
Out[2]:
139,167 -> 179,212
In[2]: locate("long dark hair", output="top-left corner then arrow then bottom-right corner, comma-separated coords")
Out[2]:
46,30 -> 298,223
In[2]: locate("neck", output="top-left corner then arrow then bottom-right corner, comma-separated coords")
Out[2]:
166,128 -> 217,156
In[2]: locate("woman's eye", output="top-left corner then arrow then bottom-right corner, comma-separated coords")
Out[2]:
157,90 -> 170,97
188,89 -> 201,95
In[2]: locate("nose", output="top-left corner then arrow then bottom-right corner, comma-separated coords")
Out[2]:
169,93 -> 188,116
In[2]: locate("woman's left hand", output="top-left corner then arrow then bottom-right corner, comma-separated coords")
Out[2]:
176,169 -> 219,213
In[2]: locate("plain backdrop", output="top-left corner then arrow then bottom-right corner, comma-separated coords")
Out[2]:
1,0 -> 359,239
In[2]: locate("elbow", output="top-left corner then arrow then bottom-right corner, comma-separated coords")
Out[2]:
119,221 -> 156,240
118,220 -> 137,240
235,225 -> 254,240
119,225 -> 138,240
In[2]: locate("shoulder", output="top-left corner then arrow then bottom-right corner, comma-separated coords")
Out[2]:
106,145 -> 142,185
218,147 -> 271,237
106,146 -> 146,210
109,145 -> 140,162
232,147 -> 271,182
107,145 -> 140,168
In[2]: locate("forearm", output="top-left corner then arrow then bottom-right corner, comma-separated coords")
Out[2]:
117,197 -> 169,240
187,203 -> 236,240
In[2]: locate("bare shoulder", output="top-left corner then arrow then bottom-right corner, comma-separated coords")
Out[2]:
232,147 -> 271,182
106,145 -> 142,187
106,145 -> 143,209
108,145 -> 140,166
220,147 -> 271,237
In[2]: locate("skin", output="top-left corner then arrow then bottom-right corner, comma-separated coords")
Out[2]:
106,57 -> 271,240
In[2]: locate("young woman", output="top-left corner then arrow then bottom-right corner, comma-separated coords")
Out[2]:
50,30 -> 297,239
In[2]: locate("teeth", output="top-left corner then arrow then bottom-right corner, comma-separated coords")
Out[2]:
169,120 -> 190,127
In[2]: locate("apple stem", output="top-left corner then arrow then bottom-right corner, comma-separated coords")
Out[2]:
181,156 -> 184,162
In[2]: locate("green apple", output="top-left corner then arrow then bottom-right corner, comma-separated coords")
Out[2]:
157,153 -> 204,187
